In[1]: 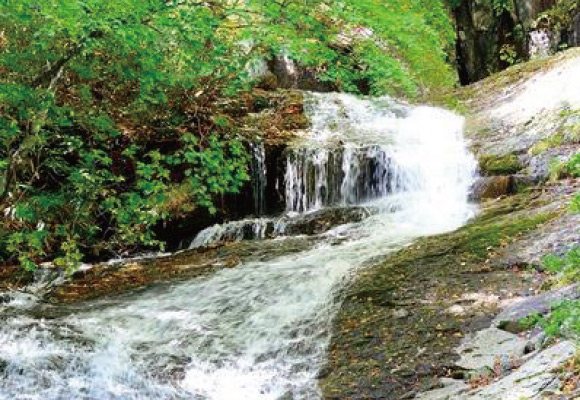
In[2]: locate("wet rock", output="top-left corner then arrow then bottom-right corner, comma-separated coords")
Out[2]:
190,206 -> 372,249
470,176 -> 514,200
414,379 -> 469,400
282,207 -> 371,236
469,341 -> 576,399
0,264 -> 34,291
393,309 -> 410,319
446,305 -> 466,317
494,284 -> 580,326
0,293 -> 11,304
455,327 -> 528,371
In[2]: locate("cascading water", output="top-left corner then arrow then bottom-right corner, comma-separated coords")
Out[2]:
251,142 -> 268,216
0,92 -> 477,400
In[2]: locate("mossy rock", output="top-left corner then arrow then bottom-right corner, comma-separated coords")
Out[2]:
256,71 -> 280,91
321,191 -> 560,399
478,154 -> 523,176
240,90 -> 307,144
0,265 -> 34,290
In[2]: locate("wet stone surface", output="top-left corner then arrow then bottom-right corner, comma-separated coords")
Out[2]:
320,189 -> 571,399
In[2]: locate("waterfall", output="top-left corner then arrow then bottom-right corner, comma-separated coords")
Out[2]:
0,93 -> 476,400
189,218 -> 280,249
284,146 -> 400,212
251,142 -> 267,216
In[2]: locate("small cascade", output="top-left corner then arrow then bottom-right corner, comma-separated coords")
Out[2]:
529,30 -> 558,59
189,207 -> 373,249
0,92 -> 476,400
251,142 -> 268,215
190,218 -> 281,249
284,146 -> 403,212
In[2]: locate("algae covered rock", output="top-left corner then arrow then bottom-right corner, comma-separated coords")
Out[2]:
478,154 -> 523,176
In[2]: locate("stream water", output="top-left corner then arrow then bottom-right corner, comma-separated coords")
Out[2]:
0,93 -> 477,400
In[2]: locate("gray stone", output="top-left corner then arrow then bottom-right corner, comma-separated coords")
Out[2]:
497,207 -> 580,268
455,327 -> 529,371
447,305 -> 466,316
393,308 -> 410,319
469,341 -> 576,399
494,284 -> 580,325
522,147 -> 579,180
414,379 -> 469,400
417,341 -> 576,400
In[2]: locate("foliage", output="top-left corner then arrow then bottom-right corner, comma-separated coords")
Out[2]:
544,248 -> 580,284
542,300 -> 580,337
244,0 -> 456,96
0,0 -> 253,270
491,0 -> 514,14
537,0 -> 580,31
0,0 -> 457,271
518,312 -> 543,330
458,212 -> 553,260
499,44 -> 520,66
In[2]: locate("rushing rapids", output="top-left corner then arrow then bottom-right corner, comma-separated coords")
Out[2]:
0,93 -> 477,400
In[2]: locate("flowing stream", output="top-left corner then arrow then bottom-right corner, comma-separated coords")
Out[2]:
0,93 -> 476,400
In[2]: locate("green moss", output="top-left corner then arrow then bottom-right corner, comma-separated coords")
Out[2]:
321,192 -> 558,399
479,154 -> 523,175
530,133 -> 565,155
456,212 -> 555,260
421,89 -> 468,114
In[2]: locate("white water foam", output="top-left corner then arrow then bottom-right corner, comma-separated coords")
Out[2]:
0,92 -> 476,400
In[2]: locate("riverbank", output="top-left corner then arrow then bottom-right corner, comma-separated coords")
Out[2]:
321,185 -> 573,398
322,49 -> 580,399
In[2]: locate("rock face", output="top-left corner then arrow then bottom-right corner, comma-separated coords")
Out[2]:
267,56 -> 337,92
471,176 -> 515,200
470,341 -> 576,399
494,284 -> 580,325
452,0 -> 530,84
320,190 -> 562,399
497,203 -> 580,267
463,49 -> 580,198
515,0 -> 557,27
413,50 -> 580,400
451,0 -> 576,84
417,340 -> 576,400
570,13 -> 580,47
454,327 -> 530,371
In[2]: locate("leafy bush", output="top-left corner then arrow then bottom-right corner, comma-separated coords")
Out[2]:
0,0 -> 457,270
543,300 -> 580,337
544,248 -> 580,285
537,0 -> 580,31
